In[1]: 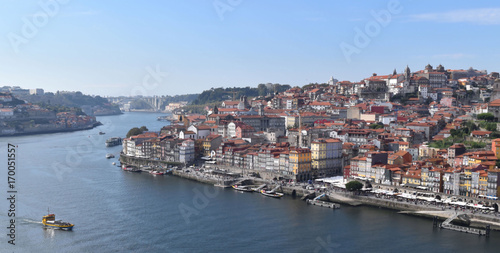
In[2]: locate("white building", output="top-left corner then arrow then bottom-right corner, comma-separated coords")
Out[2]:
179,139 -> 195,164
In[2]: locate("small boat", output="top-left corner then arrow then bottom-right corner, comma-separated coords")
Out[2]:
112,162 -> 116,165
232,185 -> 253,192
106,153 -> 115,159
99,131 -> 105,135
149,170 -> 166,175
260,190 -> 283,198
122,165 -> 140,172
42,210 -> 74,230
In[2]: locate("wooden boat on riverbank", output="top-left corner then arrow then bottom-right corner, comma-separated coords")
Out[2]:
260,190 -> 283,198
232,185 -> 253,192
122,165 -> 141,172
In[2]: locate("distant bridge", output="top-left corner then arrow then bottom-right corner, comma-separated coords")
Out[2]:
142,96 -> 167,111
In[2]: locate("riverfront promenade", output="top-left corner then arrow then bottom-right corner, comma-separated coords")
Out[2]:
120,155 -> 500,231
171,166 -> 500,230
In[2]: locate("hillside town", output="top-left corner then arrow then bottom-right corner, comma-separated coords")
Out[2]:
122,64 -> 500,200
0,88 -> 101,136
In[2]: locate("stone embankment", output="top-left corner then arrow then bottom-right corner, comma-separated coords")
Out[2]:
328,191 -> 500,230
120,159 -> 500,230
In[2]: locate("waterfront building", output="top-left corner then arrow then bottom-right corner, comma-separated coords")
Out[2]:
289,148 -> 311,181
311,138 -> 343,178
443,168 -> 460,195
487,169 -> 500,198
479,171 -> 488,197
179,139 -> 195,164
122,132 -> 159,158
402,169 -> 421,187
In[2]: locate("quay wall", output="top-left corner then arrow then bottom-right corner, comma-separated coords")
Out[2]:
328,192 -> 438,211
120,154 -> 182,168
172,170 -> 218,185
328,192 -> 500,230
120,158 -> 500,229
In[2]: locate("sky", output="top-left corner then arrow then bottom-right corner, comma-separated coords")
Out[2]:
1,0 -> 500,97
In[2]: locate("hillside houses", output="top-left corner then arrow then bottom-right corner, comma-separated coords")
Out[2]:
120,64 -> 500,198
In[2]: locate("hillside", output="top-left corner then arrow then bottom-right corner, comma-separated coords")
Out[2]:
191,84 -> 291,105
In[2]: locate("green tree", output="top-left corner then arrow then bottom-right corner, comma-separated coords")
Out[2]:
369,122 -> 384,129
485,123 -> 497,132
345,181 -> 363,191
478,113 -> 495,121
126,127 -> 143,138
139,126 -> 149,132
257,83 -> 268,96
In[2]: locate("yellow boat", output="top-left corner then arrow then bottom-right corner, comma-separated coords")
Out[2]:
42,212 -> 74,230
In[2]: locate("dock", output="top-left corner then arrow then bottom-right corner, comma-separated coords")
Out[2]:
306,199 -> 340,209
306,193 -> 340,209
439,212 -> 489,236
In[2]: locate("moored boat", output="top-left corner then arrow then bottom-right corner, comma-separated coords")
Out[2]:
42,211 -> 74,230
149,170 -> 166,175
232,185 -> 253,192
106,153 -> 115,159
260,190 -> 283,198
122,165 -> 141,172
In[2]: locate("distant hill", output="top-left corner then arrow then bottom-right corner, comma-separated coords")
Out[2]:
16,91 -> 121,115
191,84 -> 291,105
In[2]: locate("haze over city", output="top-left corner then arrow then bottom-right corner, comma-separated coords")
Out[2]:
1,0 -> 500,96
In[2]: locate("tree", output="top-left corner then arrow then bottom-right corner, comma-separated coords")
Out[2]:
345,181 -> 363,191
126,127 -> 143,138
478,113 -> 495,122
257,83 -> 268,96
369,122 -> 384,129
139,126 -> 149,132
485,122 -> 497,132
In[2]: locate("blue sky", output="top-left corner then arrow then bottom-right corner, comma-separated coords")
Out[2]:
1,0 -> 500,96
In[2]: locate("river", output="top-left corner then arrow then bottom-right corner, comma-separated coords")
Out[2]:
1,112 -> 499,253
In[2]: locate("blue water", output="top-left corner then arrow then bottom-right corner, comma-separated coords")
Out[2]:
0,112 -> 499,253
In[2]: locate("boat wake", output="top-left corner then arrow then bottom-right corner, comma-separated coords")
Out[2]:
20,218 -> 43,225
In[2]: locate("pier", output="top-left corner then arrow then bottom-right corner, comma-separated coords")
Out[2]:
307,199 -> 340,209
306,193 -> 340,209
439,212 -> 489,236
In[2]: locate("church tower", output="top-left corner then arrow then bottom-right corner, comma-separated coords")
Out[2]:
490,79 -> 500,101
404,65 -> 411,81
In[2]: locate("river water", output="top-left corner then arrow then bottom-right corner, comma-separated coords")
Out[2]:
1,112 -> 499,253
